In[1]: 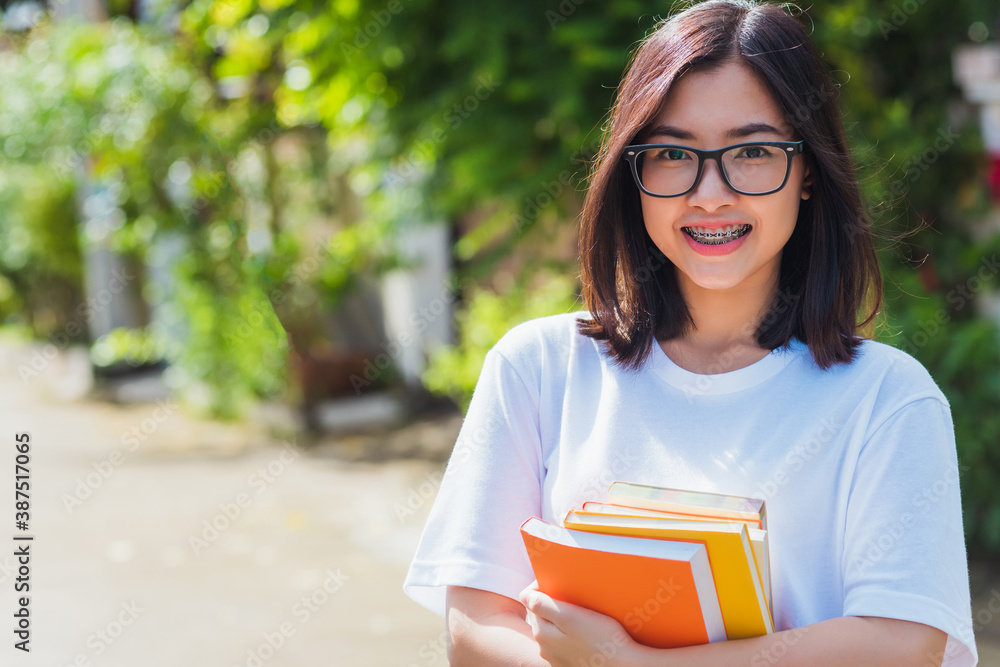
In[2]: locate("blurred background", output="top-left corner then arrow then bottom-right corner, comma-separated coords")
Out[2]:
0,0 -> 999,664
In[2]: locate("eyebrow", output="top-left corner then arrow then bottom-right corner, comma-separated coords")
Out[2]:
646,122 -> 787,141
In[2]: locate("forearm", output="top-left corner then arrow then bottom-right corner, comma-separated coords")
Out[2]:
446,606 -> 547,667
624,616 -> 945,667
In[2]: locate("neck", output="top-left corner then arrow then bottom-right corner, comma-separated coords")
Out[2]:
659,269 -> 779,373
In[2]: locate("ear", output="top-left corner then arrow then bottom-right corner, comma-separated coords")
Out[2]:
800,163 -> 813,201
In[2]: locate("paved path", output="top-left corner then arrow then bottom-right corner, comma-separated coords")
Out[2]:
2,339 -> 1000,666
0,341 -> 451,667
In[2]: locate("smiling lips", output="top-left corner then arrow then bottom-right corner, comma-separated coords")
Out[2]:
681,224 -> 753,245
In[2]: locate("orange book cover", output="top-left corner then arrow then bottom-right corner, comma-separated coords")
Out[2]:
520,517 -> 726,649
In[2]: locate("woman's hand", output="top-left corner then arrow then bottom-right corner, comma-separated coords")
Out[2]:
518,581 -> 643,667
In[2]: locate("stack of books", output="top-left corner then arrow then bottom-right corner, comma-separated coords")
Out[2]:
520,481 -> 772,649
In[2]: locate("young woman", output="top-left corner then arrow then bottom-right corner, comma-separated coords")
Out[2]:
404,1 -> 977,665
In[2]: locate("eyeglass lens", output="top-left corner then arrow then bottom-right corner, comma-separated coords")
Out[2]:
637,145 -> 789,196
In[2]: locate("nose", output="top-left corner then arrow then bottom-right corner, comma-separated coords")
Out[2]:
687,157 -> 738,210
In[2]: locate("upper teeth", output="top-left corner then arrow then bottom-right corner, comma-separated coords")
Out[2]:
686,225 -> 749,236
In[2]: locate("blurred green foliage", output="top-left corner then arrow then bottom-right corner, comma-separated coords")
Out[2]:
0,6 -> 401,417
0,0 -> 999,551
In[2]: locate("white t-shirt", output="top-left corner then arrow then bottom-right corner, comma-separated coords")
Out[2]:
404,311 -> 977,665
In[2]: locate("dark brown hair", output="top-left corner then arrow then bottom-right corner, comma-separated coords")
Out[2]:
577,0 -> 882,371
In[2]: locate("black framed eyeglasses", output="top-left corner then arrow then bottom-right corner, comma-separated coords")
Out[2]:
623,140 -> 806,197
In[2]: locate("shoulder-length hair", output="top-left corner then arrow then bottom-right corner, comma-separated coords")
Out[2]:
577,0 -> 882,371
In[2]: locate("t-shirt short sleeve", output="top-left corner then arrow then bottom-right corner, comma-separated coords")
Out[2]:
403,345 -> 544,617
841,396 -> 977,666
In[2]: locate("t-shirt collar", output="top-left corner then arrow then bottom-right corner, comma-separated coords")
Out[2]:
649,337 -> 806,395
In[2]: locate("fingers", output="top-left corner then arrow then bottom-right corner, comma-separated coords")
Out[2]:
525,605 -> 564,646
518,582 -> 544,620
518,580 -> 540,605
519,583 -> 564,644
518,586 -> 563,639
520,588 -> 564,625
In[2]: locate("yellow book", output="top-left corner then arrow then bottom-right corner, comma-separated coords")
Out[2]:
563,510 -> 773,640
582,501 -> 771,610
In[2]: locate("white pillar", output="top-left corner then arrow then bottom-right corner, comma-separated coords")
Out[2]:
380,221 -> 453,389
77,179 -> 144,342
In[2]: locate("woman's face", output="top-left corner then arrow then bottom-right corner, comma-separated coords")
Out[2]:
638,60 -> 811,297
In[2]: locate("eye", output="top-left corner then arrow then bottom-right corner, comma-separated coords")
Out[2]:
654,148 -> 691,162
735,145 -> 773,160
